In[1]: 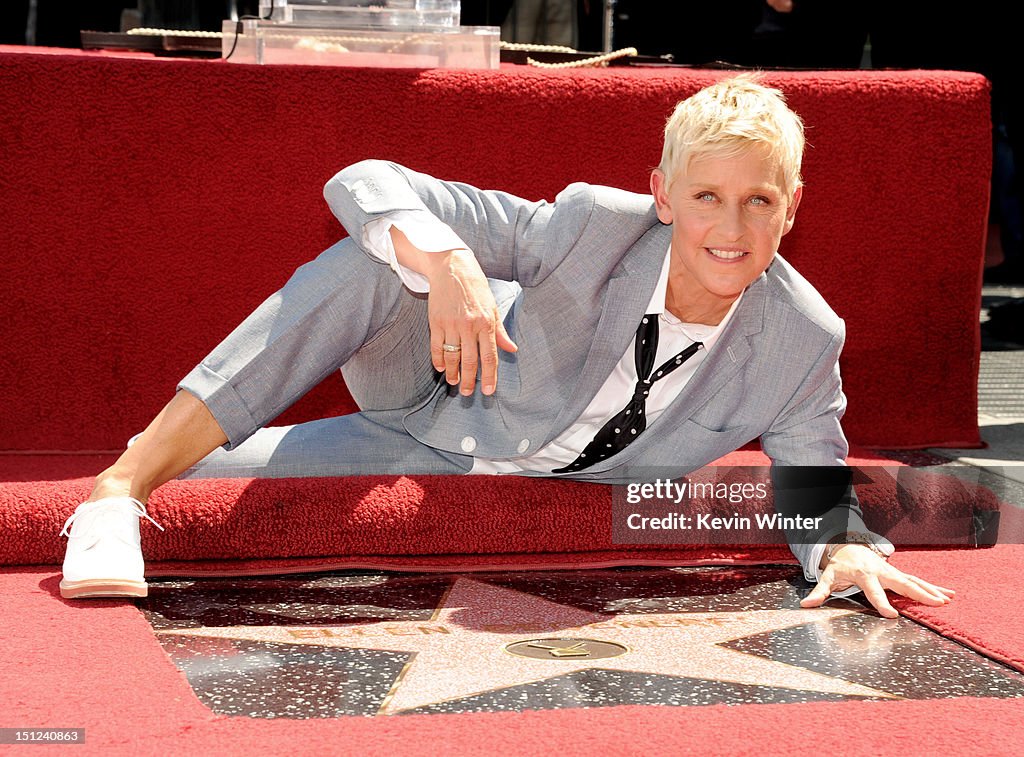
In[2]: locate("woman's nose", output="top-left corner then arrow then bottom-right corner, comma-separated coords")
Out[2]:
716,205 -> 745,240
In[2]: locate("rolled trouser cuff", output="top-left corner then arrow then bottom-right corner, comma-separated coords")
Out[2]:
178,362 -> 262,451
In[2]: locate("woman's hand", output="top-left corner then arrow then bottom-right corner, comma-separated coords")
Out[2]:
423,248 -> 518,396
800,544 -> 956,618
388,226 -> 518,396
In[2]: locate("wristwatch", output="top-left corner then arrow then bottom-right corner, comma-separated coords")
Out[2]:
822,531 -> 895,566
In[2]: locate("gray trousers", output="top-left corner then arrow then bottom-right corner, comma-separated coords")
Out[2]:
177,238 -> 514,479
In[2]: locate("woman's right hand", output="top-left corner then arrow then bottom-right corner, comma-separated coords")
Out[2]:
388,224 -> 518,395
423,248 -> 518,396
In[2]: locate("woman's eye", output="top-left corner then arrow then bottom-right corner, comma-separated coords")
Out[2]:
749,196 -> 769,206
696,192 -> 714,202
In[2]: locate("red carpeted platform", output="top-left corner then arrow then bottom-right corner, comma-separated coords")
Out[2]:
0,449 -> 998,570
0,48 -> 989,452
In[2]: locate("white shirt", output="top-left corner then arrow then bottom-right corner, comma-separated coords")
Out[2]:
362,210 -> 884,595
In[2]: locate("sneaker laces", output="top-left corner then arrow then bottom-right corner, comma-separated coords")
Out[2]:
60,497 -> 165,539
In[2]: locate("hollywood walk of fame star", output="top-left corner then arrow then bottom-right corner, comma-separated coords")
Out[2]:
159,577 -> 896,715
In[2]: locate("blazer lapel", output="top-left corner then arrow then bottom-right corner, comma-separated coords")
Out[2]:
546,223 -> 672,440
659,273 -> 767,421
577,269 -> 769,474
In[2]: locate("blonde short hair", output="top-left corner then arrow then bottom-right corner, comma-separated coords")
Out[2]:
658,74 -> 805,200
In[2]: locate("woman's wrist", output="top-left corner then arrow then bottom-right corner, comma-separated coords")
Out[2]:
820,532 -> 893,570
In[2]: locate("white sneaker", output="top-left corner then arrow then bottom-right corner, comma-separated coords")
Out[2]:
59,497 -> 164,599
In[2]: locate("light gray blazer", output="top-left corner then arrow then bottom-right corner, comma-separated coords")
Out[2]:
324,161 -> 868,576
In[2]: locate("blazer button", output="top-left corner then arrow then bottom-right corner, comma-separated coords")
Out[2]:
461,436 -> 477,453
517,439 -> 530,453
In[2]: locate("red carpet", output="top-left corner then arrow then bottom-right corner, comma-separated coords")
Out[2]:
4,547 -> 1024,756
0,450 -> 997,568
0,48 -> 989,451
892,547 -> 1024,673
1,453 -> 1016,755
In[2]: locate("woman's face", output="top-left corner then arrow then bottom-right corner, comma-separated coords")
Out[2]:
651,147 -> 802,312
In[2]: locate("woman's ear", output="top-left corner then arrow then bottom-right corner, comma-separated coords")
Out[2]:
782,184 -> 803,236
650,169 -> 674,225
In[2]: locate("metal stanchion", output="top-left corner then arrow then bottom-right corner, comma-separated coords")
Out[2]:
602,0 -> 616,53
26,0 -> 37,45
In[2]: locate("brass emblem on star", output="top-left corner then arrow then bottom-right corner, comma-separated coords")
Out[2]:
506,637 -> 628,660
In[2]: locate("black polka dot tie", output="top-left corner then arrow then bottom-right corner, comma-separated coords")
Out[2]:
553,314 -> 702,474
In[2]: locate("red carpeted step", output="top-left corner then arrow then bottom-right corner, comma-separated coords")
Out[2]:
0,450 -> 999,568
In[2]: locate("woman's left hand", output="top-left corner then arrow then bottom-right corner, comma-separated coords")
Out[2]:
800,544 -> 956,618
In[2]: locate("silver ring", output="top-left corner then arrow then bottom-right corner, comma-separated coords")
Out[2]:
442,343 -> 462,353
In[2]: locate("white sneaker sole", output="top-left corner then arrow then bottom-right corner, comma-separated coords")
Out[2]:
59,578 -> 148,599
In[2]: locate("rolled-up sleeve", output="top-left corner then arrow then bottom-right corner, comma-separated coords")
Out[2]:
363,209 -> 470,293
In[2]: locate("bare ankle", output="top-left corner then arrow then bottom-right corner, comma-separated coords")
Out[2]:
89,469 -> 153,503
